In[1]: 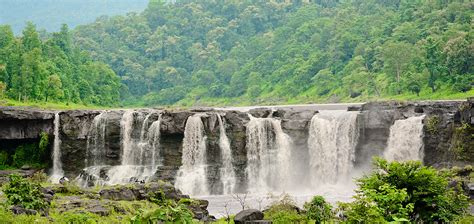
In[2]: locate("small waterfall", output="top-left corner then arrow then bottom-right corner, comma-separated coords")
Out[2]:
120,110 -> 135,164
384,116 -> 425,162
307,111 -> 359,185
49,112 -> 64,183
217,114 -> 236,194
175,114 -> 209,196
86,112 -> 108,166
245,115 -> 292,193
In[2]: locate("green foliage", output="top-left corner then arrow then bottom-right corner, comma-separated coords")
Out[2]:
426,115 -> 440,135
52,212 -> 100,224
264,194 -> 307,224
451,123 -> 474,160
0,151 -> 8,167
0,23 -> 121,106
340,158 -> 469,223
131,189 -> 194,224
12,144 -> 39,168
304,196 -> 333,223
130,202 -> 194,224
3,174 -> 47,210
68,0 -> 473,106
38,132 -> 49,154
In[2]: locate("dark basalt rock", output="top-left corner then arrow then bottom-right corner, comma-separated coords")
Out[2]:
234,209 -> 264,224
99,182 -> 183,201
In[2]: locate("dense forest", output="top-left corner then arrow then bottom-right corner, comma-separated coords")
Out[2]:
0,23 -> 121,106
1,0 -> 473,107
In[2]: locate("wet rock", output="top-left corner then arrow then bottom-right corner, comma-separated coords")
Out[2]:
11,205 -> 38,215
234,209 -> 264,224
99,187 -> 138,201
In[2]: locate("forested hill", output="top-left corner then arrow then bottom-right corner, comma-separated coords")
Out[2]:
0,1 -> 473,108
0,0 -> 148,34
73,0 -> 473,106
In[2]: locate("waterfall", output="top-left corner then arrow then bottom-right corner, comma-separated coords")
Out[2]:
86,112 -> 108,166
245,115 -> 292,193
175,114 -> 209,196
217,114 -> 236,194
49,112 -> 64,183
79,111 -> 162,187
384,116 -> 425,162
120,110 -> 135,164
307,111 -> 359,185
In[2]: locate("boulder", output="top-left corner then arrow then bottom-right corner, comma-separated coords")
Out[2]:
11,205 -> 38,215
234,209 -> 264,224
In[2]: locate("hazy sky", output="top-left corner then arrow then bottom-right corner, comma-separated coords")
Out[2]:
0,0 -> 149,34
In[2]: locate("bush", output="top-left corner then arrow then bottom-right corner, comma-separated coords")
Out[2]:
3,174 -> 47,210
304,196 -> 333,223
131,190 -> 194,224
130,202 -> 194,224
339,158 -> 469,223
264,194 -> 307,224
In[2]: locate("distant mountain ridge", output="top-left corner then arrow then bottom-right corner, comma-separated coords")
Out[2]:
0,0 -> 149,34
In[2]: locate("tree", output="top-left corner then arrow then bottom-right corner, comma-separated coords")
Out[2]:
0,81 -> 6,99
380,41 -> 414,94
45,74 -> 63,102
22,22 -> 41,52
424,37 -> 445,92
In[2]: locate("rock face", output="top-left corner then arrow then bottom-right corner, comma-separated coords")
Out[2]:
0,99 -> 472,192
355,100 -> 473,168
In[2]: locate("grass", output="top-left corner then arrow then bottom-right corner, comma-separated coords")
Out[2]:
1,86 -> 472,110
0,98 -> 109,110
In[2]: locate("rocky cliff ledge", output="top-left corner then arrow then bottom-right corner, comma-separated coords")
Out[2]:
0,99 -> 472,187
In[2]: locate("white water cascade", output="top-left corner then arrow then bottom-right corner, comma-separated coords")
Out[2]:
245,115 -> 292,193
217,114 -> 236,194
49,112 -> 64,183
86,112 -> 108,166
307,111 -> 359,185
79,111 -> 162,187
175,114 -> 209,196
384,116 -> 425,162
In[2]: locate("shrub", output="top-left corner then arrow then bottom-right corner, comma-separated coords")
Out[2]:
130,202 -> 194,224
264,194 -> 307,224
0,151 -> 8,166
3,174 -> 47,210
131,190 -> 194,223
304,196 -> 333,223
38,132 -> 49,154
339,158 -> 469,223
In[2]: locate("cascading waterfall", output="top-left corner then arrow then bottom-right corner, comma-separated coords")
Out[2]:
245,115 -> 292,193
307,111 -> 359,185
175,114 -> 209,196
79,111 -> 162,187
49,112 -> 64,183
217,114 -> 236,194
384,116 -> 425,162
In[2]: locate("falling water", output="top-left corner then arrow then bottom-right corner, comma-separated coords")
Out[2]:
307,111 -> 359,185
120,110 -> 135,164
79,111 -> 162,187
245,115 -> 292,193
217,114 -> 236,194
175,114 -> 209,196
384,116 -> 425,162
86,112 -> 108,166
49,112 -> 64,183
